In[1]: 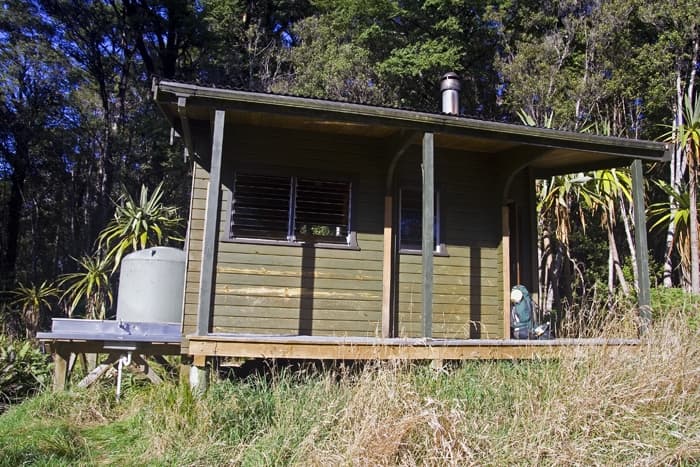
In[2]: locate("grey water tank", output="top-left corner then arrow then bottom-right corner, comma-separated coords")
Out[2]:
116,247 -> 186,323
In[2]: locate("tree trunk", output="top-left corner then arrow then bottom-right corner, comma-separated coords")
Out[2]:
664,69 -> 685,287
606,208 -> 630,295
689,159 -> 699,293
620,195 -> 638,291
2,164 -> 26,286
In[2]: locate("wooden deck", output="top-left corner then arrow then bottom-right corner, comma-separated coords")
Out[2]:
188,334 -> 639,362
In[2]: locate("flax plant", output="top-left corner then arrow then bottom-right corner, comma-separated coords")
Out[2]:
58,255 -> 113,319
98,183 -> 183,272
8,281 -> 59,338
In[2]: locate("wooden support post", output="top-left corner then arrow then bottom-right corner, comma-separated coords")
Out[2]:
189,364 -> 209,396
631,159 -> 652,334
53,350 -> 70,391
382,195 -> 393,338
422,132 -> 434,338
502,206 -> 511,339
132,354 -> 163,385
381,132 -> 417,339
77,354 -> 119,388
197,109 -> 226,336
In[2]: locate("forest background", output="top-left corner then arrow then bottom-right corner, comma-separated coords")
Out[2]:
1,0 -> 699,324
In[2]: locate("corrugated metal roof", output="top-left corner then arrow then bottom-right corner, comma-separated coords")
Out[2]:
152,77 -> 505,123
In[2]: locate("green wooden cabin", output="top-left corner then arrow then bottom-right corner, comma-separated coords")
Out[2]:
153,80 -> 669,359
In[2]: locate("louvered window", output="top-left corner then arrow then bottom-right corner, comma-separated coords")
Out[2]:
231,173 -> 351,245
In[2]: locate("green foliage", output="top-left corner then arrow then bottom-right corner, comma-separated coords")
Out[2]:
58,255 -> 113,320
97,183 -> 183,273
0,303 -> 22,341
649,180 -> 696,232
649,180 -> 700,281
0,338 -> 51,412
650,287 -> 700,329
8,282 -> 59,338
2,0 -> 700,304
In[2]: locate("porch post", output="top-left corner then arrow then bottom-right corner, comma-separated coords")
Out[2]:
422,132 -> 434,338
502,206 -> 511,339
382,132 -> 417,338
631,159 -> 652,334
381,194 -> 393,338
197,109 -> 226,336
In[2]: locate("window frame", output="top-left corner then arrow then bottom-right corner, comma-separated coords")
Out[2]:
227,170 -> 358,250
398,187 -> 447,256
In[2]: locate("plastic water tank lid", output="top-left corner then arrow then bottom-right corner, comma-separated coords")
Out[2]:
121,246 -> 186,262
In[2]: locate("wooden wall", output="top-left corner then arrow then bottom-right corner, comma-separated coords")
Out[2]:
182,159 -> 208,352
395,149 -> 504,339
181,123 -> 508,347
188,125 -> 386,341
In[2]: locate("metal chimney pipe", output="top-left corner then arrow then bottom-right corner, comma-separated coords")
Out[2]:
440,72 -> 461,115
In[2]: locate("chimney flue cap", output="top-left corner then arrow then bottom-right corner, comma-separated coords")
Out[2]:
440,72 -> 461,92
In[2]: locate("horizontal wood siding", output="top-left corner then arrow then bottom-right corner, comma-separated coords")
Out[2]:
182,161 -> 209,352
209,125 -> 385,336
183,123 -> 508,342
396,150 -> 505,338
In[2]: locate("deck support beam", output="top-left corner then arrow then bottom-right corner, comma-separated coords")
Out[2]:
197,109 -> 226,336
188,336 -> 640,361
422,132 -> 434,338
631,159 -> 652,333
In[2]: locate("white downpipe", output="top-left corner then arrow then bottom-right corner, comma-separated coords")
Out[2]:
116,352 -> 132,400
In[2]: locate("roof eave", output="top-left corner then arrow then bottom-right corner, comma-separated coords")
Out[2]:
154,80 -> 670,163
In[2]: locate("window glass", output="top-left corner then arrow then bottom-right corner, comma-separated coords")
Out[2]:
231,173 -> 290,240
295,178 -> 350,244
231,172 -> 351,245
399,189 -> 439,252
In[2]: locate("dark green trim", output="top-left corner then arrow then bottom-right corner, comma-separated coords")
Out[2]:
422,132 -> 434,338
155,81 -> 669,162
532,158 -> 633,178
631,159 -> 652,334
197,109 -> 225,336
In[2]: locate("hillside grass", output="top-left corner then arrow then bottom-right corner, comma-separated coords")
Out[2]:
1,311 -> 699,466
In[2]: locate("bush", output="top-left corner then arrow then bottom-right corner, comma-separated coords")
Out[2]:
651,287 -> 700,330
0,338 -> 51,412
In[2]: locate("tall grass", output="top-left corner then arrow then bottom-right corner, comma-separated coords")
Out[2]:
1,312 -> 698,465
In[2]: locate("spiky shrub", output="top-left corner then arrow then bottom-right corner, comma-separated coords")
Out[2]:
98,182 -> 183,272
58,255 -> 113,319
0,338 -> 50,412
0,302 -> 23,341
8,281 -> 59,339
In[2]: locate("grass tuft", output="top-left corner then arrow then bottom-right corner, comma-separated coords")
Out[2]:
1,308 -> 698,465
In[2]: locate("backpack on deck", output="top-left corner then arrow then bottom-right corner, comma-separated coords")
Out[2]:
510,285 -> 534,339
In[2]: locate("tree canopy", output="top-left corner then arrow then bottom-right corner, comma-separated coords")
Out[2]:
1,0 -> 699,312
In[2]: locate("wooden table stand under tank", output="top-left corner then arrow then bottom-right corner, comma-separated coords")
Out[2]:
38,319 -> 181,391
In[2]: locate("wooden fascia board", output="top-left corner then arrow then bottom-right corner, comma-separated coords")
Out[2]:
155,81 -> 670,162
531,157 -> 632,178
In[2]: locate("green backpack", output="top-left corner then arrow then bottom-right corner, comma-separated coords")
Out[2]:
510,285 -> 534,337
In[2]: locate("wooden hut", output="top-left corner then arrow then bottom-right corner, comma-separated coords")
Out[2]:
153,79 -> 669,364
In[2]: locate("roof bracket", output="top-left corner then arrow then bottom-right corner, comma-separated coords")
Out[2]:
177,96 -> 196,161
